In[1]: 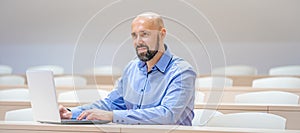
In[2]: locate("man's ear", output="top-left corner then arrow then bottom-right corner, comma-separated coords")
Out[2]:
160,28 -> 166,39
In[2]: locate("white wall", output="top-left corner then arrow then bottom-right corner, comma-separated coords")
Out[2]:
0,0 -> 299,74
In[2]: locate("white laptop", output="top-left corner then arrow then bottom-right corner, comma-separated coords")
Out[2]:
26,70 -> 110,124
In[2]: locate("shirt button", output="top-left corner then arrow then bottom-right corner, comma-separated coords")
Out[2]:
141,89 -> 144,92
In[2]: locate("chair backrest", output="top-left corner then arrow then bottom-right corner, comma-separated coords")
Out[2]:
5,108 -> 33,121
212,65 -> 258,76
27,65 -> 64,75
0,75 -> 25,85
98,89 -> 110,100
87,66 -> 122,76
0,88 -> 30,101
269,65 -> 300,76
206,112 -> 286,129
0,65 -> 13,75
192,109 -> 223,126
235,91 -> 299,105
195,76 -> 233,88
54,76 -> 87,87
58,89 -> 109,103
194,91 -> 205,104
252,77 -> 300,88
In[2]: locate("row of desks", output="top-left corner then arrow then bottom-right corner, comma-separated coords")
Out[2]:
2,74 -> 300,86
1,121 -> 299,133
2,85 -> 300,103
83,75 -> 286,86
198,86 -> 300,103
0,102 -> 299,130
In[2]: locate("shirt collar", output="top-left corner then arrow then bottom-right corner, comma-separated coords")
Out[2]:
155,45 -> 172,73
137,44 -> 173,73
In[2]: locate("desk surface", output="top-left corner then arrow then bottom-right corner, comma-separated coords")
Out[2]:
2,101 -> 299,111
198,86 -> 300,104
195,103 -> 300,111
0,121 -> 298,133
2,74 -> 300,86
198,86 -> 300,92
0,85 -> 114,92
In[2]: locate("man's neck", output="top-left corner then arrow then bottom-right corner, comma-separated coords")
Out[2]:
146,50 -> 164,72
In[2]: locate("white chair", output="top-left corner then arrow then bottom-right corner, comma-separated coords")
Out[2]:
194,91 -> 205,104
235,91 -> 299,105
87,66 -> 122,76
98,89 -> 110,100
0,75 -> 25,85
212,65 -> 258,76
195,76 -> 233,88
54,76 -> 87,87
27,65 -> 64,75
5,108 -> 33,121
206,112 -> 286,129
252,77 -> 300,88
0,88 -> 30,101
58,89 -> 109,103
0,65 -> 13,75
269,65 -> 300,76
192,109 -> 223,126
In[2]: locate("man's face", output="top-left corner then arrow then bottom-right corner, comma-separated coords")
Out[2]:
131,19 -> 160,62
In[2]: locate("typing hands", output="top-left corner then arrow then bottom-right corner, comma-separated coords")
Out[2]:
77,109 -> 113,122
59,105 -> 72,119
59,105 -> 113,121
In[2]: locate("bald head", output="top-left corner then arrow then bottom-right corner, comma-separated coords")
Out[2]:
132,12 -> 165,31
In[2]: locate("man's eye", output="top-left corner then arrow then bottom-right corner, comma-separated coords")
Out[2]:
143,32 -> 150,36
131,34 -> 137,38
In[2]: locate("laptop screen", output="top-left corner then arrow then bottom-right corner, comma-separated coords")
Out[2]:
26,70 -> 62,123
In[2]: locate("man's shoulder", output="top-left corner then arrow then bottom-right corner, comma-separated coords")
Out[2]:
168,56 -> 196,74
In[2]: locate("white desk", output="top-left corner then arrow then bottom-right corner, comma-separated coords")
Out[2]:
0,121 -> 298,133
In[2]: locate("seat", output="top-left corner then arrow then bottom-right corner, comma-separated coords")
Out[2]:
87,66 -> 122,76
195,76 -> 233,88
27,65 -> 64,75
252,77 -> 300,88
206,112 -> 286,129
54,76 -> 87,87
0,75 -> 25,85
5,108 -> 33,121
269,65 -> 300,76
212,65 -> 258,76
58,89 -> 109,103
0,88 -> 30,101
0,65 -> 13,75
194,91 -> 205,104
192,109 -> 223,126
235,91 -> 299,105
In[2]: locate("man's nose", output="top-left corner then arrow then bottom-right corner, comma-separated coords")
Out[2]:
137,35 -> 144,44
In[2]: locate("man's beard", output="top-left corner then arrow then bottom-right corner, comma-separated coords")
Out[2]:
135,35 -> 159,62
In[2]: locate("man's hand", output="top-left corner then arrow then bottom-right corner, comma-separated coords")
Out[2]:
77,109 -> 113,122
59,105 -> 72,119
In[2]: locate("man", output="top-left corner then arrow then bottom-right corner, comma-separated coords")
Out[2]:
60,12 -> 196,125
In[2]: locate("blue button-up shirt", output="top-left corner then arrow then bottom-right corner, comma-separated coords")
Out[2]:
71,45 -> 196,125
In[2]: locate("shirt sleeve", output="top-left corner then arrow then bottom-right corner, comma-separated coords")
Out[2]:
70,78 -> 127,119
112,68 -> 196,125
